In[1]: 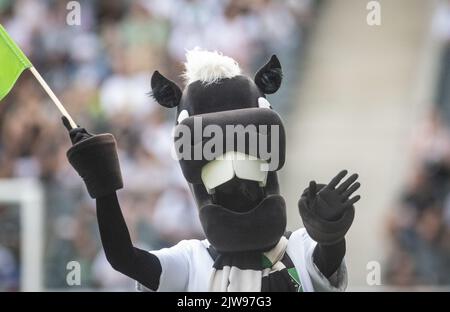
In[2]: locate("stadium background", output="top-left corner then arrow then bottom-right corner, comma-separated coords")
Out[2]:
1,0 -> 450,291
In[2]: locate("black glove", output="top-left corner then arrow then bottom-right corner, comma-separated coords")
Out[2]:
62,116 -> 123,199
298,170 -> 361,245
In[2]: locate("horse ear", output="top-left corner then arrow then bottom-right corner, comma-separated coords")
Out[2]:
254,55 -> 282,94
151,71 -> 182,108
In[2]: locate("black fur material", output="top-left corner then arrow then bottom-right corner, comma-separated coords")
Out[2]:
67,134 -> 123,198
150,70 -> 182,108
298,182 -> 356,245
178,76 -> 263,116
200,195 -> 286,253
254,55 -> 283,94
97,193 -> 162,290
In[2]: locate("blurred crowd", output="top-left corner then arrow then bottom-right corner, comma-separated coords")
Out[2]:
385,110 -> 450,286
433,0 -> 450,122
0,0 -> 314,290
384,0 -> 450,287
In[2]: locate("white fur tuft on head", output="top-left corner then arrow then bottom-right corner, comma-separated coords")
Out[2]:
182,48 -> 241,85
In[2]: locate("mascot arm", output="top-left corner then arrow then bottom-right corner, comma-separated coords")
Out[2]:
312,239 -> 346,278
62,117 -> 162,290
97,192 -> 162,290
298,170 -> 361,278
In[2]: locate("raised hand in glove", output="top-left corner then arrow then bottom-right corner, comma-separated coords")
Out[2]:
62,116 -> 123,199
298,170 -> 361,245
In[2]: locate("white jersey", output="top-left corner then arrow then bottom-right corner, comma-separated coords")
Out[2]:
137,228 -> 347,292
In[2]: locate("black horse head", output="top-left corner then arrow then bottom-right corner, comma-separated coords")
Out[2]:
151,50 -> 286,253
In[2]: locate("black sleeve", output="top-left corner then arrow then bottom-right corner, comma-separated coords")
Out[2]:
96,192 -> 162,290
313,239 -> 345,278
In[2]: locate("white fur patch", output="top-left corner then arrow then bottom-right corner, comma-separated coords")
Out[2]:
258,97 -> 271,109
177,109 -> 189,124
182,48 -> 241,85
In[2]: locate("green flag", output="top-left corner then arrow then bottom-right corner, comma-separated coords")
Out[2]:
0,24 -> 32,100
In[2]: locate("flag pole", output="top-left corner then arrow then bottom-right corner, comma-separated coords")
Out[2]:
29,66 -> 77,129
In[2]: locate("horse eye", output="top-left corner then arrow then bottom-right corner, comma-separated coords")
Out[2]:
177,110 -> 190,123
258,97 -> 271,109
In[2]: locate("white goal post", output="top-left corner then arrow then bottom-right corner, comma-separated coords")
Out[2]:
0,178 -> 44,291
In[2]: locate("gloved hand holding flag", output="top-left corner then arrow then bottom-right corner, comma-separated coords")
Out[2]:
0,24 -> 77,129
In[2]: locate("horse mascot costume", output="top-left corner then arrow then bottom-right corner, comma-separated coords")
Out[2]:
62,49 -> 361,292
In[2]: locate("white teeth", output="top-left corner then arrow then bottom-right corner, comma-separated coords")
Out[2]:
201,155 -> 235,194
201,151 -> 268,194
233,153 -> 267,185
